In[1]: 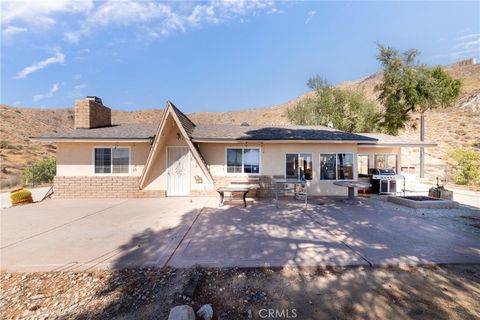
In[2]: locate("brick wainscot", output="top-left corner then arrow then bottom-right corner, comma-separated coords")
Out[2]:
54,176 -> 165,199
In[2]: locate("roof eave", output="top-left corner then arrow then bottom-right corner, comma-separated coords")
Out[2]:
30,137 -> 154,143
191,138 -> 376,143
358,142 -> 437,147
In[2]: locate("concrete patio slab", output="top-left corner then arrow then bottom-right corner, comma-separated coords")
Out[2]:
1,196 -> 479,271
1,198 -> 209,272
168,198 -> 369,268
1,199 -> 127,249
309,197 -> 480,266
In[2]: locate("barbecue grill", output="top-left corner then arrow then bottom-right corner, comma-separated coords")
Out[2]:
369,168 -> 402,194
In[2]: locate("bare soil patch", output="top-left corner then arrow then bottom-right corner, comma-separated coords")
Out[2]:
1,265 -> 479,319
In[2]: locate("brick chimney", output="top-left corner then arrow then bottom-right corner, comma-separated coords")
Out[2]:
74,96 -> 111,129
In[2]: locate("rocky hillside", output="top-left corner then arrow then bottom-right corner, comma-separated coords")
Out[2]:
1,61 -> 479,189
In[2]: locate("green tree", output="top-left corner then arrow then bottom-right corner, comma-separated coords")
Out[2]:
22,158 -> 56,185
451,148 -> 480,186
375,44 -> 462,177
288,76 -> 382,133
376,44 -> 462,134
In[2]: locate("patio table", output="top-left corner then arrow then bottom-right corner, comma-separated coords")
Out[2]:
217,186 -> 251,208
333,181 -> 372,200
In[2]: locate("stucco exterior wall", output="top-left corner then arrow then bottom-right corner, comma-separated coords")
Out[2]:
54,135 -> 402,198
56,141 -> 150,176
198,142 -> 361,196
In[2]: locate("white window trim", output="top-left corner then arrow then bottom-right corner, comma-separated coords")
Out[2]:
224,147 -> 261,176
319,153 -> 355,181
285,152 -> 313,181
92,146 -> 131,176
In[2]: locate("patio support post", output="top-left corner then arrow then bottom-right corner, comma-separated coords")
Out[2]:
420,114 -> 425,178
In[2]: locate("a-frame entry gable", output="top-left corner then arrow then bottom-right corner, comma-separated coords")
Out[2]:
139,101 -> 214,189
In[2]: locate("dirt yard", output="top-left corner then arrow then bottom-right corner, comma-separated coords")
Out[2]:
1,265 -> 479,320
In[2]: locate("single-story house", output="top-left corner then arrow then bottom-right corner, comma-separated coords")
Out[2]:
33,97 -> 435,198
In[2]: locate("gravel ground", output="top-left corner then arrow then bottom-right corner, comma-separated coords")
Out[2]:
373,196 -> 480,236
1,265 -> 479,320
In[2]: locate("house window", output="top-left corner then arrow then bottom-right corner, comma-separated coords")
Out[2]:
226,148 -> 260,174
374,154 -> 397,171
337,153 -> 354,180
286,153 -> 312,180
358,155 -> 369,176
320,154 -> 337,180
320,153 -> 354,180
94,147 -> 130,174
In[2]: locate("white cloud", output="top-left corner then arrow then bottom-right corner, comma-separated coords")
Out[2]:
15,52 -> 65,79
2,1 -> 281,44
33,83 -> 61,102
451,33 -> 480,59
2,25 -> 27,36
74,83 -> 86,90
64,0 -> 278,43
1,0 -> 93,26
305,10 -> 316,24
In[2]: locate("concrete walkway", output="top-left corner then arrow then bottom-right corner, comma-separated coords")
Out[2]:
1,198 -> 209,272
1,197 -> 479,272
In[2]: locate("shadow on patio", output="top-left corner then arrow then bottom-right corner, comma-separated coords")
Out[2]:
69,197 -> 480,319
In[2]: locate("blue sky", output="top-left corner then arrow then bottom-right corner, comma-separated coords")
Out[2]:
1,1 -> 479,112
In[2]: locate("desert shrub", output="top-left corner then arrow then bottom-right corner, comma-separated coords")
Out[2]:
22,158 -> 56,185
1,175 -> 22,189
0,140 -> 10,149
451,148 -> 480,185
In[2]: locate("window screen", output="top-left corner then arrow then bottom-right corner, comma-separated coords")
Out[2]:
112,148 -> 129,174
95,148 -> 111,174
94,148 -> 129,174
226,148 -> 243,173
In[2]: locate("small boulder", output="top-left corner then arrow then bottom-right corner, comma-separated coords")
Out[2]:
168,305 -> 195,320
197,304 -> 214,320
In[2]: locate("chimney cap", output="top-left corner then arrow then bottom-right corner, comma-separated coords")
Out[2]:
86,96 -> 103,104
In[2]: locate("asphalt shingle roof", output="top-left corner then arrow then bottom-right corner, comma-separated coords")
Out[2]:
33,123 -> 158,140
190,124 -> 377,141
169,101 -> 196,135
357,133 -> 436,146
34,122 -> 379,142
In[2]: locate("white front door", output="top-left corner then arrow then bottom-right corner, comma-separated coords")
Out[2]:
167,146 -> 190,196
